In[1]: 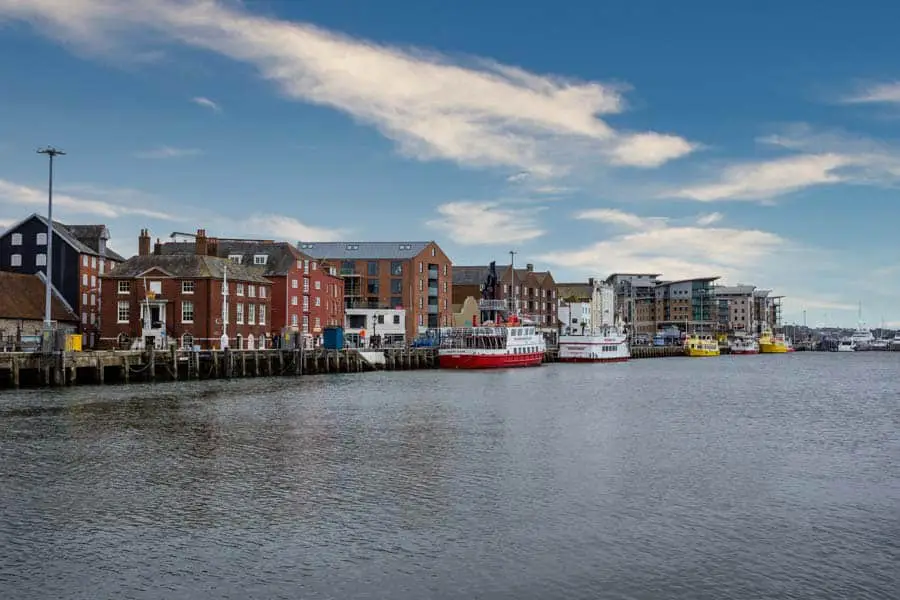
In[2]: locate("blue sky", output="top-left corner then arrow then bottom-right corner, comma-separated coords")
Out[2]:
1,0 -> 899,328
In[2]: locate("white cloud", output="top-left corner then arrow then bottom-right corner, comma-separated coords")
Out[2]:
782,296 -> 858,312
668,153 -> 851,202
426,201 -> 546,245
240,214 -> 347,242
0,0 -> 696,176
574,207 -> 668,230
134,145 -> 202,159
842,82 -> 900,104
696,212 -> 723,226
0,178 -> 175,220
191,96 -> 221,113
539,208 -> 785,282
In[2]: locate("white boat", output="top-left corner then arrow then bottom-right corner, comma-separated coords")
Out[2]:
559,324 -> 630,363
836,339 -> 856,352
729,337 -> 759,354
848,301 -> 875,349
891,334 -> 900,350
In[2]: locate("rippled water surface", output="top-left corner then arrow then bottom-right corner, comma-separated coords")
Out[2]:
1,353 -> 899,599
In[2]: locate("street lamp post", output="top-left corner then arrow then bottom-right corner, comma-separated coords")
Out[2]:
37,146 -> 65,351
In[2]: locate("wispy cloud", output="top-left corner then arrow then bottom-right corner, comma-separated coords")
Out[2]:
426,201 -> 546,245
841,81 -> 900,104
0,178 -> 176,220
539,208 -> 786,282
191,96 -> 222,113
0,0 -> 696,178
695,212 -> 723,226
240,215 -> 346,242
134,145 -> 202,159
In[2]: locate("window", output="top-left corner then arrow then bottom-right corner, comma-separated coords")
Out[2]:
393,314 -> 401,325
389,261 -> 404,276
418,314 -> 423,326
11,233 -> 21,246
315,297 -> 321,307
390,296 -> 402,308
117,301 -> 130,323
99,260 -> 105,274
311,261 -> 317,271
315,280 -> 321,290
82,312 -> 87,324
431,247 -> 436,257
291,279 -> 298,289
291,296 -> 298,306
248,304 -> 256,325
314,317 -> 321,329
36,232 -> 47,245
442,282 -> 447,292
181,333 -> 194,349
291,314 -> 299,327
259,305 -> 266,325
442,264 -> 447,276
91,257 -> 97,269
260,287 -> 266,299
419,297 -> 424,309
390,279 -> 402,294
83,256 -> 89,267
367,280 -> 379,295
36,253 -> 47,266
302,315 -> 309,332
418,279 -> 423,291
367,261 -> 378,276
182,301 -> 195,323
90,294 -> 96,306
182,281 -> 195,294
118,280 -> 130,294
10,254 -> 21,267
418,262 -> 423,273
303,297 -> 309,311
236,283 -> 244,296
249,285 -> 257,298
236,303 -> 244,324
303,278 -> 309,293
229,254 -> 243,264
253,254 -> 267,265
91,275 -> 96,288
149,281 -> 161,294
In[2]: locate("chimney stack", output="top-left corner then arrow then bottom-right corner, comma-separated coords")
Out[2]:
153,238 -> 162,255
526,263 -> 534,272
195,228 -> 208,256
588,277 -> 595,286
138,228 -> 151,256
207,236 -> 219,257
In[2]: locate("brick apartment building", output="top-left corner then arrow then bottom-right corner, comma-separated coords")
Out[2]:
158,230 -> 344,342
100,230 -> 273,350
298,241 -> 452,337
0,213 -> 126,347
452,262 -> 557,329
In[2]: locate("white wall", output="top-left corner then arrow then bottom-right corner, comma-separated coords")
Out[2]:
344,308 -> 406,345
558,301 -> 591,333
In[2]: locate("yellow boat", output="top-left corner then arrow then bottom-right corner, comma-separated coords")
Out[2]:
684,333 -> 720,357
758,330 -> 789,353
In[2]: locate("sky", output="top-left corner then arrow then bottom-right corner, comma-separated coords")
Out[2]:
1,0 -> 899,328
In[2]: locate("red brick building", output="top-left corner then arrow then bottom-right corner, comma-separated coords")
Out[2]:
297,241 -> 452,338
156,230 -> 344,344
99,230 -> 272,350
452,262 -> 557,329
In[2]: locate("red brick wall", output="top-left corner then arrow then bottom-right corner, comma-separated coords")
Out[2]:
100,275 -> 272,349
308,267 -> 344,335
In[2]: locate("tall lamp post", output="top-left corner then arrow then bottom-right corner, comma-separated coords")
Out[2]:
37,146 -> 65,350
509,250 -> 518,316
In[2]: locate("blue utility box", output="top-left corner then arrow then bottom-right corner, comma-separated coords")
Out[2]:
323,326 -> 344,350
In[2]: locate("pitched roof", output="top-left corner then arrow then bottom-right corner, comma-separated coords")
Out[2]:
0,272 -> 78,323
2,213 -> 125,260
158,240 -> 302,276
556,282 -> 592,300
297,241 -> 431,260
102,255 -> 271,283
452,265 -> 490,286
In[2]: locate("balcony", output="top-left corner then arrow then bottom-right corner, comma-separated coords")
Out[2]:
427,268 -> 439,280
427,285 -> 439,296
427,305 -> 439,314
478,299 -> 507,311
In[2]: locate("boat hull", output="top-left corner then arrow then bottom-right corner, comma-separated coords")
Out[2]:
730,349 -> 759,355
759,344 -> 788,353
438,350 -> 544,369
559,356 -> 629,363
685,348 -> 720,357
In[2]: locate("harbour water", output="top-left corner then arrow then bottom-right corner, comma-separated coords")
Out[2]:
1,353 -> 898,599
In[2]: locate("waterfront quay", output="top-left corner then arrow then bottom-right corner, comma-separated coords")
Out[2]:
0,344 -> 688,389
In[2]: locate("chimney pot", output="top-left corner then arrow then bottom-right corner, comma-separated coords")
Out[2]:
138,228 -> 151,256
153,238 -> 162,255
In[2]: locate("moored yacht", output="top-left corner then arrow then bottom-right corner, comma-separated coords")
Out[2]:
836,339 -> 856,352
558,323 -> 630,363
684,333 -> 720,357
729,336 -> 759,355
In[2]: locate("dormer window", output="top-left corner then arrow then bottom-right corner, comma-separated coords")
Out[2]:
398,244 -> 412,251
229,255 -> 243,264
345,244 -> 359,251
253,254 -> 267,265
300,243 -> 314,250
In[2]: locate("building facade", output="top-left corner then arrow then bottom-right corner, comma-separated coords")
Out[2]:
344,308 -> 406,347
452,263 -> 557,329
100,233 -> 273,350
0,271 -> 79,349
0,214 -> 125,346
298,241 -> 452,338
157,230 -> 345,344
653,277 -> 719,332
557,278 -> 616,333
604,273 -> 661,334
711,284 -> 757,331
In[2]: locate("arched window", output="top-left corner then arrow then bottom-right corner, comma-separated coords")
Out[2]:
247,334 -> 255,350
259,334 -> 267,350
181,333 -> 194,349
235,333 -> 243,350
116,333 -> 130,350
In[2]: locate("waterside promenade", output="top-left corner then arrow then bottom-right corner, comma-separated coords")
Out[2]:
0,345 -> 691,389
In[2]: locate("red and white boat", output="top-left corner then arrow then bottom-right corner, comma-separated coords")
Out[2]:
729,336 -> 760,355
438,315 -> 546,369
558,324 -> 630,363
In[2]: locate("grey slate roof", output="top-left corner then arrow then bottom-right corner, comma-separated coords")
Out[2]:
556,282 -> 592,300
297,241 -> 430,260
158,240 -> 302,276
452,265 -> 490,286
10,213 -> 126,260
102,255 -> 271,283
